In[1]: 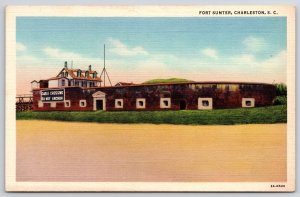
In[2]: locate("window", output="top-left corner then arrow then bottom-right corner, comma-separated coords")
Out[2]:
79,100 -> 87,107
242,98 -> 255,108
136,98 -> 146,109
198,98 -> 213,110
50,102 -> 56,108
115,99 -> 124,108
160,98 -> 171,108
61,79 -> 65,86
229,84 -> 239,91
225,85 -> 230,91
77,71 -> 81,77
64,100 -> 71,108
38,101 -> 43,108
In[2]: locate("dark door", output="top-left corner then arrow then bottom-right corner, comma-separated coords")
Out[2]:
179,100 -> 186,110
96,100 -> 103,110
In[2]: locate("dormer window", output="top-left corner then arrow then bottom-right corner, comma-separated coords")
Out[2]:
77,70 -> 81,77
93,73 -> 96,78
85,71 -> 89,77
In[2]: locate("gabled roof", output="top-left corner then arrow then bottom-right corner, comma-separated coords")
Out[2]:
56,67 -> 102,82
48,76 -> 68,80
115,82 -> 135,86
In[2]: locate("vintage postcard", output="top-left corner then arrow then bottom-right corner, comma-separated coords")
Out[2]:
6,6 -> 295,192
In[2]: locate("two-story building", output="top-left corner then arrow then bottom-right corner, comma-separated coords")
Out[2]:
31,61 -> 102,89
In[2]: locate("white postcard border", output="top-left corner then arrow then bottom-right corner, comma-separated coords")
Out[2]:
5,5 -> 295,192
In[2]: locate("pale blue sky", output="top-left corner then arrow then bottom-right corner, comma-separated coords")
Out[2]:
16,17 -> 287,93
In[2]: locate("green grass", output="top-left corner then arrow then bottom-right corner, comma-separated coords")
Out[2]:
16,105 -> 287,125
273,96 -> 287,105
142,78 -> 194,84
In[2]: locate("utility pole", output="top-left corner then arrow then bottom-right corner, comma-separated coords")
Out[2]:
100,44 -> 112,86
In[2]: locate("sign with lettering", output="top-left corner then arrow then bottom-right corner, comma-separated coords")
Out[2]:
41,89 -> 64,102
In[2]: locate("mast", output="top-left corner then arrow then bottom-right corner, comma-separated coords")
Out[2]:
100,44 -> 112,87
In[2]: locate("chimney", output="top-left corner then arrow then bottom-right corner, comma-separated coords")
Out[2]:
64,61 -> 68,68
89,65 -> 92,71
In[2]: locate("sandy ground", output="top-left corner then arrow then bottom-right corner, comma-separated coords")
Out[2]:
16,120 -> 286,182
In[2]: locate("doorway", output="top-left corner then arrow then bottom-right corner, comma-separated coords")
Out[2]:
92,91 -> 106,111
179,100 -> 186,110
96,100 -> 103,110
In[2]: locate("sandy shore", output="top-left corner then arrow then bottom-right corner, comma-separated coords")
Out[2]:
16,120 -> 286,182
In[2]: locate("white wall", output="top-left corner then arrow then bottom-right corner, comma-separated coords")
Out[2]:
48,80 -> 59,88
58,78 -> 69,87
31,81 -> 39,89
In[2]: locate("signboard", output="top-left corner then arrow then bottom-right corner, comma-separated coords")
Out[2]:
41,89 -> 64,102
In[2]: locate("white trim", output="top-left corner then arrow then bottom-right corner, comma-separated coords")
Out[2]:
59,78 -> 69,87
92,91 -> 106,111
136,98 -> 146,109
64,100 -> 71,108
31,81 -> 39,89
40,88 -> 65,103
198,98 -> 213,110
242,98 -> 255,108
160,98 -> 171,108
79,100 -> 87,107
115,99 -> 124,109
92,91 -> 106,98
50,102 -> 56,108
93,98 -> 106,111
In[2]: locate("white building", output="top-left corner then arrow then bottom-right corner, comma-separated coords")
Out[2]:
31,62 -> 102,89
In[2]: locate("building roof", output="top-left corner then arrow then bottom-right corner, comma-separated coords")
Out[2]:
95,81 -> 275,89
115,82 -> 136,86
48,76 -> 68,80
55,67 -> 102,82
31,81 -> 275,91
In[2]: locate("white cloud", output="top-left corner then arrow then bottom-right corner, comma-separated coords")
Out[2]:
230,50 -> 286,69
17,43 -> 287,95
227,50 -> 286,83
16,42 -> 26,51
111,47 -> 286,84
243,36 -> 267,52
17,54 -> 40,64
43,47 -> 96,65
201,48 -> 218,59
107,38 -> 149,56
43,47 -> 85,60
230,54 -> 256,66
259,50 -> 286,76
